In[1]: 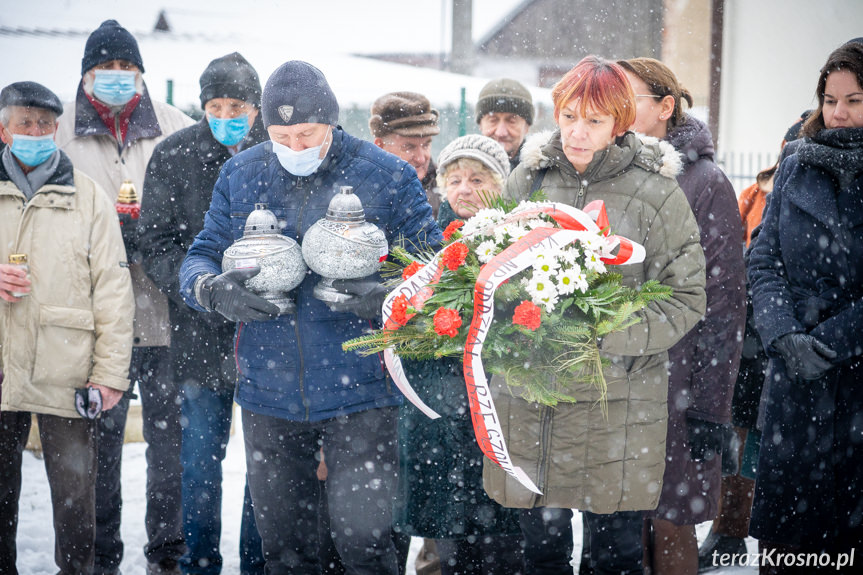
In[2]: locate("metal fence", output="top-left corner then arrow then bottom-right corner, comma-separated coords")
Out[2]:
715,150 -> 778,195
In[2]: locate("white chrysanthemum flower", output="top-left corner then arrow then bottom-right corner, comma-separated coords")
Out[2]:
513,200 -> 548,214
574,230 -> 607,254
525,272 -> 558,303
584,249 -> 607,273
494,223 -> 528,243
559,244 -> 582,265
462,208 -> 506,236
532,250 -> 561,275
538,292 -> 560,313
572,268 -> 590,293
557,265 -> 580,295
475,239 -> 498,263
509,225 -> 530,240
525,218 -> 554,230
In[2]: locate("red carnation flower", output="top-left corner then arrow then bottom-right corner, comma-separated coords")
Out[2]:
391,294 -> 409,326
442,219 -> 465,241
441,242 -> 469,271
512,300 -> 542,331
433,307 -> 462,338
402,261 -> 423,280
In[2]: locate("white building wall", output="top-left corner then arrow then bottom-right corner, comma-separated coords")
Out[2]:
719,0 -> 863,157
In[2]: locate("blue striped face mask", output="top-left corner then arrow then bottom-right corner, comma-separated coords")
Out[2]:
10,134 -> 58,167
92,70 -> 137,106
208,114 -> 251,147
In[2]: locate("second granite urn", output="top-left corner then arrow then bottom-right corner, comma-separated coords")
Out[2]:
222,203 -> 307,314
302,186 -> 388,303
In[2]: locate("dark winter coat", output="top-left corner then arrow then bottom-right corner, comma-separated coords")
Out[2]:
138,115 -> 268,389
483,130 -> 706,512
649,116 -> 746,525
732,180 -> 774,430
55,84 -> 194,347
179,128 -> 443,422
748,127 -> 863,548
393,201 -> 521,539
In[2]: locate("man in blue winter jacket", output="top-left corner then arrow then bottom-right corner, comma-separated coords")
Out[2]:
179,60 -> 442,575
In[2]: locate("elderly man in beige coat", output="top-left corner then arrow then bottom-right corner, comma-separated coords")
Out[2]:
54,19 -> 193,575
0,82 -> 133,575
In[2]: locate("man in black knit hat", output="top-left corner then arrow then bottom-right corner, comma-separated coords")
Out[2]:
55,19 -> 194,575
139,51 -> 267,575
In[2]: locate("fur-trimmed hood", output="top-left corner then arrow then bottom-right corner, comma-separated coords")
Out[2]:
666,114 -> 714,165
519,129 -> 682,181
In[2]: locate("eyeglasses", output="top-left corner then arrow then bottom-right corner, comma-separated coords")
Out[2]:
635,94 -> 662,99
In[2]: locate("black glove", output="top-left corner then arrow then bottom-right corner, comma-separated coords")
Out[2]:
328,278 -> 388,320
687,417 -> 725,462
772,333 -> 837,382
199,267 -> 280,323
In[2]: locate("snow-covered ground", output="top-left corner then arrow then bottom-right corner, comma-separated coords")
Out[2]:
17,418 -> 757,574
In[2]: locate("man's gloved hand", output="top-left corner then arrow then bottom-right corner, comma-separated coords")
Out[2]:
773,333 -> 837,382
687,417 -> 725,462
329,278 -> 388,320
199,267 -> 280,323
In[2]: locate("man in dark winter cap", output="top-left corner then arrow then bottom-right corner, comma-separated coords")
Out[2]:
55,19 -> 194,575
180,60 -> 442,575
370,91 -> 442,216
138,51 -> 266,575
0,81 -> 134,574
475,77 -> 535,169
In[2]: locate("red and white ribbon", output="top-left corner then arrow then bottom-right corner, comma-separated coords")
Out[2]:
381,253 -> 447,420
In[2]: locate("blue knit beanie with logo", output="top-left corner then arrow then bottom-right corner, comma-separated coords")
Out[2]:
261,61 -> 339,128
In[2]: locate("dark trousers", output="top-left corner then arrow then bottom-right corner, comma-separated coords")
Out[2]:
95,346 -> 185,573
436,534 -> 525,575
582,510 -> 644,575
519,507 -> 573,574
318,478 -> 410,575
243,406 -> 400,575
0,411 -> 97,575
179,383 -> 264,575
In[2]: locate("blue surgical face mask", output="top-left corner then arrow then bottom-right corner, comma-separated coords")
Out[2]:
271,127 -> 331,177
92,70 -> 138,107
10,134 -> 58,167
208,114 -> 251,147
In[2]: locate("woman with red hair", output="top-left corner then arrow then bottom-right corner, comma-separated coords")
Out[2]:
482,56 -> 707,574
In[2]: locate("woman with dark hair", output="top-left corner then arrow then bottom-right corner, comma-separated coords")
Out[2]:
484,55 -> 707,575
608,57 -> 747,575
748,41 -> 863,571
